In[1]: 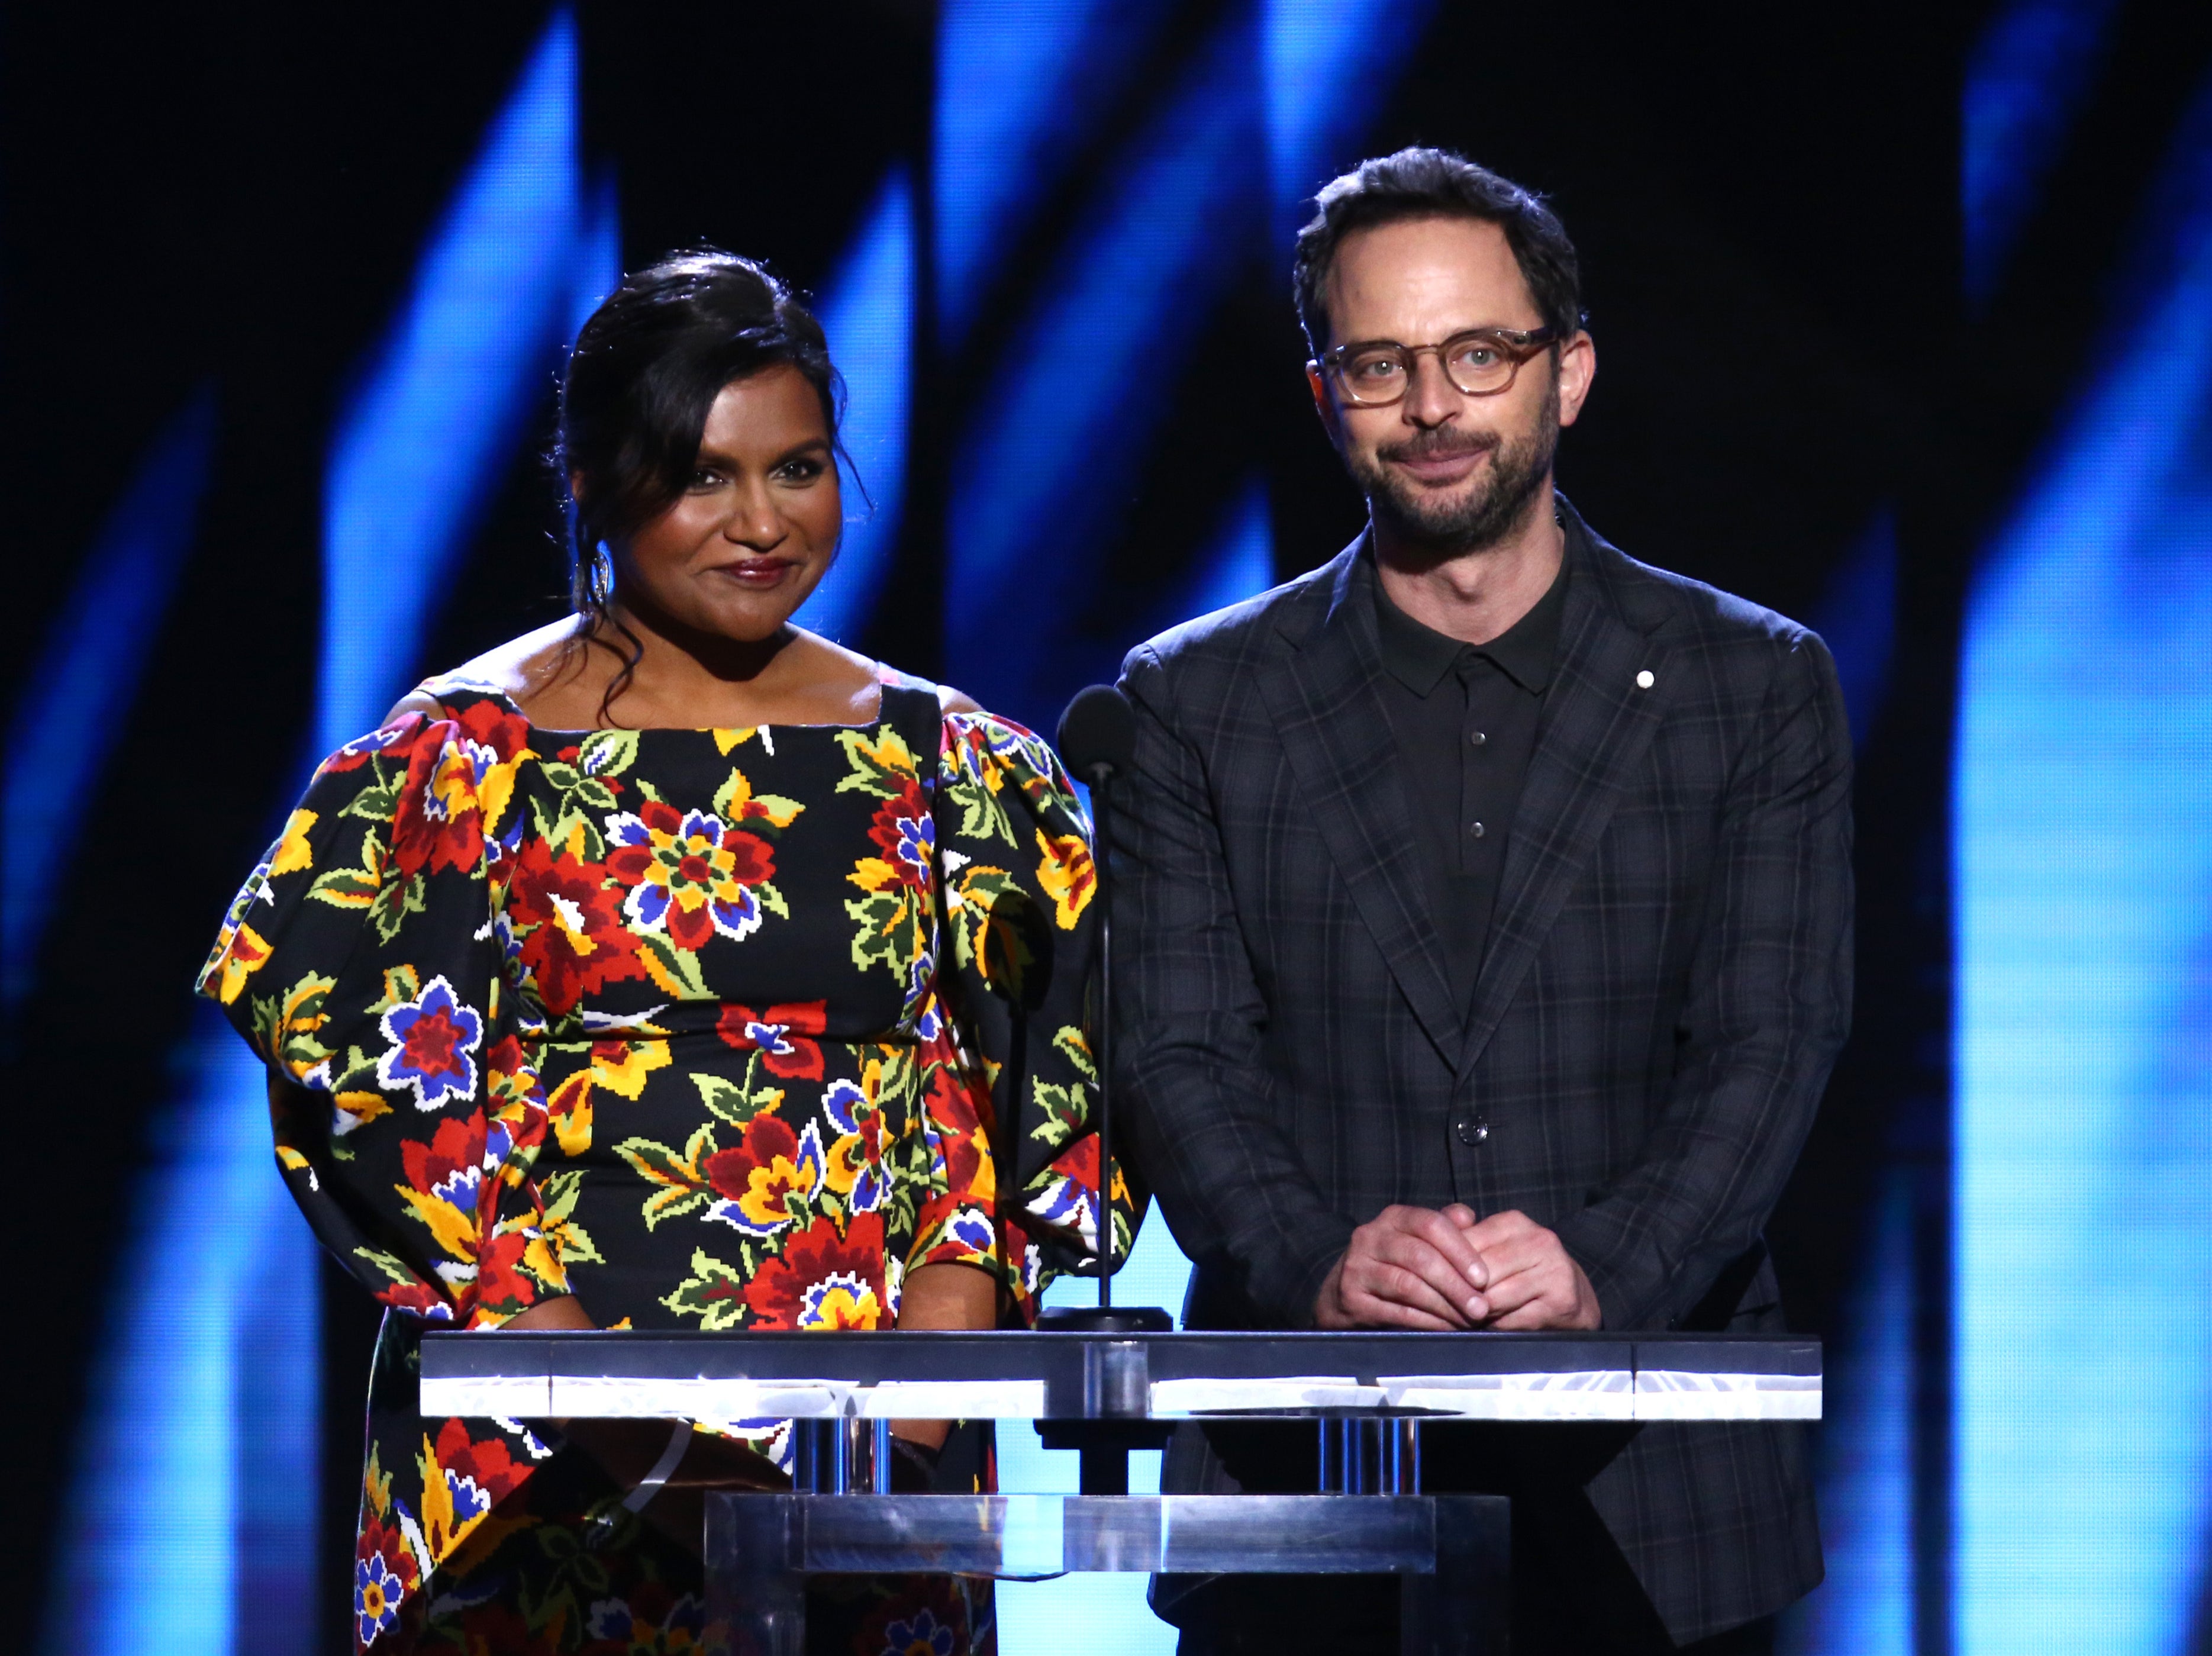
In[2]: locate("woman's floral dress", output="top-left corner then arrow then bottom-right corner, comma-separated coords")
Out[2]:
197,670 -> 1134,1654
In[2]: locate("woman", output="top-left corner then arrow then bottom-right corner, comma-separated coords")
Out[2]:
198,252 -> 1128,1654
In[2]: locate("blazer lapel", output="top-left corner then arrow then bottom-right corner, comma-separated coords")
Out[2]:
1257,543 -> 1463,1064
1457,511 -> 1673,1076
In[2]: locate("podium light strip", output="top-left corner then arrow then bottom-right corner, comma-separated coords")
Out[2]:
421,1370 -> 1817,1422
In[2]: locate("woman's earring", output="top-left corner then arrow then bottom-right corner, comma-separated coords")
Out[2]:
590,542 -> 615,604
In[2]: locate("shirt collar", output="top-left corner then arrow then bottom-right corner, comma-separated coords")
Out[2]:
1369,539 -> 1569,697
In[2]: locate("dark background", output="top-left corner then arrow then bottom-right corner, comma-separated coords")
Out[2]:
7,3 -> 2204,1651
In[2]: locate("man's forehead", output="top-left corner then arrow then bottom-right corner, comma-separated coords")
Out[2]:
1325,215 -> 1537,337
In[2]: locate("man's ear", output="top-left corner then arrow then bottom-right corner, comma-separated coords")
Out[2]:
1305,363 -> 1344,448
1555,330 -> 1597,429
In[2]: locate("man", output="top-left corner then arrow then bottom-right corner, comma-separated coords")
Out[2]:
1115,148 -> 1850,1654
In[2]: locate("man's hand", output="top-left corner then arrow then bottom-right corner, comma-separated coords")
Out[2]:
1456,1208 -> 1601,1330
1314,1204 -> 1494,1329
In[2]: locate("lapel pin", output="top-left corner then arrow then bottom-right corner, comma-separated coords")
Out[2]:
1636,669 -> 1655,690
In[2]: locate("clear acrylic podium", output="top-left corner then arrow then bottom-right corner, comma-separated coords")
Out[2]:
421,1327 -> 1819,1655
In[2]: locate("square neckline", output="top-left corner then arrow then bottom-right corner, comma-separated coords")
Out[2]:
461,678 -> 943,742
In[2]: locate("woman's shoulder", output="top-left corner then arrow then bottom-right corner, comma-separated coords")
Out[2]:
385,620 -> 583,726
838,643 -> 986,727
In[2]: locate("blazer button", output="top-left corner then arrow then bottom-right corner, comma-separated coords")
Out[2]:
1453,1116 -> 1490,1146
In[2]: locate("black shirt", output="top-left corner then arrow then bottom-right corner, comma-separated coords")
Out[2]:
1371,549 -> 1568,1010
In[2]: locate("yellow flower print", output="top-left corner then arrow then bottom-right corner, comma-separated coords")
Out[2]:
1034,828 -> 1095,929
210,923 -> 273,1005
269,807 -> 317,877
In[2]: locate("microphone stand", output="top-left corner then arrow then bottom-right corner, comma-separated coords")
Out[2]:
1036,726 -> 1171,1494
1091,756 -> 1117,1311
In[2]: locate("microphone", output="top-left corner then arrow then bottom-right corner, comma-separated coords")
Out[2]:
1043,685 -> 1169,1339
1056,684 -> 1137,788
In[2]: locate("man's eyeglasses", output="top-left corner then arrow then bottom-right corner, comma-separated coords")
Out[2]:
1313,326 -> 1561,407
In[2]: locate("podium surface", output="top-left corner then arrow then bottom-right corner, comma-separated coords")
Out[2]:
419,1329 -> 1818,1655
420,1328 -> 1821,1424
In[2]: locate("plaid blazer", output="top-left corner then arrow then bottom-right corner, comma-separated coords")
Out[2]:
1114,502 -> 1851,1642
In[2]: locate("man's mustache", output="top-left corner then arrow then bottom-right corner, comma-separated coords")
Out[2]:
1375,431 -> 1500,464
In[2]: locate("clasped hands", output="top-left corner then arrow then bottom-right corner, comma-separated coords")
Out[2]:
1314,1204 -> 1600,1332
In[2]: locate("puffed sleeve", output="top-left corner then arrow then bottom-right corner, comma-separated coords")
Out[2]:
927,711 -> 1143,1315
195,701 -> 591,1329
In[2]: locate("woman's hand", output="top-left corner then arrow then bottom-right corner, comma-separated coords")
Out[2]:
891,1262 -> 998,1452
500,1295 -> 785,1552
499,1294 -> 597,1332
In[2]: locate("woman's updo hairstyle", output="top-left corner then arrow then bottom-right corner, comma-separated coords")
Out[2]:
557,250 -> 847,626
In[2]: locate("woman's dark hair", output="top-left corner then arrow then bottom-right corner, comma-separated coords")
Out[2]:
1291,148 -> 1584,354
555,250 -> 848,716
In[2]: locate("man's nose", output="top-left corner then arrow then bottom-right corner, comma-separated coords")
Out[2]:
1402,350 -> 1462,427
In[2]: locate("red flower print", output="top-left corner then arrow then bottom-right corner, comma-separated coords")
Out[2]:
397,1116 -> 498,1306
717,1000 -> 828,1079
747,1214 -> 887,1329
320,714 -> 422,779
507,838 -> 646,1015
473,1228 -> 537,1319
385,702 -> 524,879
924,1064 -> 988,1196
375,1276 -> 454,1322
430,1416 -> 528,1513
703,1115 -> 826,1235
604,799 -> 778,952
866,778 -> 935,892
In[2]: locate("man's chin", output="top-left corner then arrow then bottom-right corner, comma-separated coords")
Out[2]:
1372,484 -> 1507,549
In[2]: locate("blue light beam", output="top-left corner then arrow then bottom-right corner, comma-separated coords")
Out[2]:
319,8 -> 596,753
944,11 -> 1266,727
3,385 -> 216,1030
1262,0 -> 1439,249
1778,1174 -> 1916,1656
1963,0 -> 2121,311
1955,68 -> 2212,1656
798,168 -> 914,645
40,15 -> 614,1655
39,1014 -> 321,1656
932,0 -> 1178,345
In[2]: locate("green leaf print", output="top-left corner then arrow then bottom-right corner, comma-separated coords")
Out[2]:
576,728 -> 641,779
367,869 -> 427,945
692,1072 -> 782,1128
307,829 -> 386,912
662,1248 -> 754,1330
614,1125 -> 718,1229
338,775 -> 403,826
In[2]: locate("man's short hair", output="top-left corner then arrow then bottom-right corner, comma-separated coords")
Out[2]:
1292,147 -> 1584,354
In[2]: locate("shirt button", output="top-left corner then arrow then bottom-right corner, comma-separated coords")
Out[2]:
1468,821 -> 1486,839
1470,730 -> 1488,748
1454,1116 -> 1490,1146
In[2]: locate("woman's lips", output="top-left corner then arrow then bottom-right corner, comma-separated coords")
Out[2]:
717,558 -> 798,587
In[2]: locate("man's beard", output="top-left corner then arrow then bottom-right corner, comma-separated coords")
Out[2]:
1347,379 -> 1560,558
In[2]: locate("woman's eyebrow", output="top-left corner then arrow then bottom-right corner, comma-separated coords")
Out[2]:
693,434 -> 832,470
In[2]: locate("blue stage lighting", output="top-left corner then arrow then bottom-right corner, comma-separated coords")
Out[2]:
944,9 -> 1265,729
1262,0 -> 1438,245
932,0 -> 1177,346
1780,1177 -> 1916,1656
797,167 -> 914,646
42,14 -> 613,1654
1810,507 -> 1900,751
3,385 -> 215,1036
318,8 -> 601,753
1963,0 -> 2121,311
40,1014 -> 321,1656
1955,69 -> 2212,1655
1161,474 -> 1277,628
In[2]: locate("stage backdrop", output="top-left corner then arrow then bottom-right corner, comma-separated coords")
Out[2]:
9,3 -> 2212,1652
